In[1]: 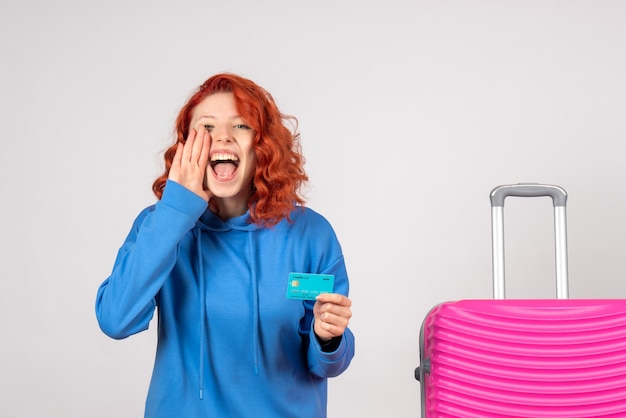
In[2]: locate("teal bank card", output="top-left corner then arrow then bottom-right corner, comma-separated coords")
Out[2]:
286,273 -> 335,300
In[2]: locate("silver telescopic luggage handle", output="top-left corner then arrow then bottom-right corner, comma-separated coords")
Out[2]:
490,183 -> 569,300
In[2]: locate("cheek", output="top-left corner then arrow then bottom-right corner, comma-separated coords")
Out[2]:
247,154 -> 258,175
242,162 -> 256,183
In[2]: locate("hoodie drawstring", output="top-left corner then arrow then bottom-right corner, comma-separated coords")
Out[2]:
196,230 -> 206,400
247,231 -> 260,376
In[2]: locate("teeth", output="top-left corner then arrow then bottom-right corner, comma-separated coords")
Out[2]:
211,153 -> 239,162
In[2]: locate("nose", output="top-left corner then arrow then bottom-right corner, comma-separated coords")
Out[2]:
213,125 -> 232,143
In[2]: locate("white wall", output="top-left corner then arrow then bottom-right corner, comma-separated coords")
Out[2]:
2,1 -> 626,416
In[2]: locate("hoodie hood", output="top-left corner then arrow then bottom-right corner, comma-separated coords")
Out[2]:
197,207 -> 262,232
194,208 -> 261,399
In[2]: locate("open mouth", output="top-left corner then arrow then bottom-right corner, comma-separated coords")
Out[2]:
210,152 -> 239,180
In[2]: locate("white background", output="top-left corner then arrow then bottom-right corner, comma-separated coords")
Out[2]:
2,1 -> 626,417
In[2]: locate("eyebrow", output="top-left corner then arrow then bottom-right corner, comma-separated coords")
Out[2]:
195,114 -> 243,120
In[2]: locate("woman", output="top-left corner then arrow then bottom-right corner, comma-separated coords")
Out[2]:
95,73 -> 355,417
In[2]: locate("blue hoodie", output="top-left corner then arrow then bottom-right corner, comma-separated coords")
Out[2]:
96,180 -> 355,417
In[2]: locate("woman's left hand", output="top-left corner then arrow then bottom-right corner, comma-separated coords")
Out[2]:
313,293 -> 352,341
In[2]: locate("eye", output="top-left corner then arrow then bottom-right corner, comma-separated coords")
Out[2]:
234,124 -> 252,130
203,124 -> 214,132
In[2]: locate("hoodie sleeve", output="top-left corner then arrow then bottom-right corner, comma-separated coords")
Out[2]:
303,236 -> 356,378
95,180 -> 208,339
308,322 -> 355,378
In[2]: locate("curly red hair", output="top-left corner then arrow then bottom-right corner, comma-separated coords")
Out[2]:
152,73 -> 308,226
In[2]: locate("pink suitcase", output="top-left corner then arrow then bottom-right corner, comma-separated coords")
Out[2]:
415,184 -> 626,417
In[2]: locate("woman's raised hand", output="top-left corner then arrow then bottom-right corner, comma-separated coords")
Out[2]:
169,128 -> 212,202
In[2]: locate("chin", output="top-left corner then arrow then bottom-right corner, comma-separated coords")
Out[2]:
208,180 -> 251,198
